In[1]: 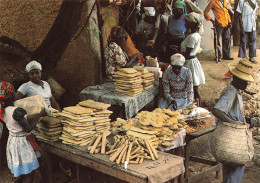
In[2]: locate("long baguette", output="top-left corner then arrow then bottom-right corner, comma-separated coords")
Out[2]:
101,133 -> 106,154
116,144 -> 128,164
145,139 -> 155,160
121,148 -> 127,164
139,157 -> 144,164
147,139 -> 158,159
126,142 -> 133,163
130,153 -> 142,160
106,148 -> 118,155
110,143 -> 126,162
130,147 -> 141,156
88,134 -> 98,147
90,135 -> 102,154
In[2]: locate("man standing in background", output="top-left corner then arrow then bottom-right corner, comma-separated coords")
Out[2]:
204,0 -> 234,62
236,0 -> 259,63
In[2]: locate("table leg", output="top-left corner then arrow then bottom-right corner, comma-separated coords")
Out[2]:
184,141 -> 191,183
77,164 -> 80,183
40,147 -> 54,183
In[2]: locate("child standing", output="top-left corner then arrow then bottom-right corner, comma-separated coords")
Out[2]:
0,81 -> 45,183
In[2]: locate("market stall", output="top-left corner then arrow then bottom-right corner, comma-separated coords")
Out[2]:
38,140 -> 185,183
79,67 -> 161,120
28,94 -> 221,183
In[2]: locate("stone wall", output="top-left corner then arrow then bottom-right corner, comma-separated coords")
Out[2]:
0,0 -> 102,104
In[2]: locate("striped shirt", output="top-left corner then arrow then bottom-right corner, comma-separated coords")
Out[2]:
162,66 -> 194,105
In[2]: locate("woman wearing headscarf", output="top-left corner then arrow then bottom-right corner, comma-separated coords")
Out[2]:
15,60 -> 61,111
105,26 -> 145,79
159,53 -> 194,111
0,81 -> 46,183
166,0 -> 187,56
181,12 -> 205,106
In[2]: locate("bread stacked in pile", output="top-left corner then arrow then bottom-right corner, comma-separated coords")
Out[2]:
133,66 -> 154,91
36,116 -> 62,142
113,68 -> 143,96
56,100 -> 112,146
59,106 -> 96,146
78,100 -> 112,133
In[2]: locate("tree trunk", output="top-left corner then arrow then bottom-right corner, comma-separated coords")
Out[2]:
32,0 -> 84,77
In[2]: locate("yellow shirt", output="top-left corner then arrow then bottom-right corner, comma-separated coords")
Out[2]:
204,0 -> 231,27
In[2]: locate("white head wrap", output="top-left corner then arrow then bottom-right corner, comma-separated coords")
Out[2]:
170,54 -> 185,66
25,60 -> 42,73
144,7 -> 156,17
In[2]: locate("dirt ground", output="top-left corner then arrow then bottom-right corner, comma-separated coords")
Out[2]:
1,47 -> 260,183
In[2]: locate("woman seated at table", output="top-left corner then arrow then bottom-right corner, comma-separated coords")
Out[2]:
105,26 -> 145,79
159,53 -> 193,111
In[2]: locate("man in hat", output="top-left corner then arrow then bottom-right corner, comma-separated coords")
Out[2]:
212,59 -> 255,182
204,0 -> 234,62
236,0 -> 259,63
159,53 -> 193,111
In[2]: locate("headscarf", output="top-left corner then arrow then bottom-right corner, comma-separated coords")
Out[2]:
170,53 -> 185,66
25,60 -> 42,73
144,7 -> 156,17
0,81 -> 15,121
174,0 -> 187,14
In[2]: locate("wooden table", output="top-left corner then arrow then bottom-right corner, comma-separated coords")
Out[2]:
38,140 -> 185,183
184,117 -> 222,183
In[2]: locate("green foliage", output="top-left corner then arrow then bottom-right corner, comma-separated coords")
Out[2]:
80,35 -> 87,43
85,27 -> 101,39
103,5 -> 116,28
29,0 -> 45,14
3,44 -> 9,48
37,7 -> 45,14
103,15 -> 116,28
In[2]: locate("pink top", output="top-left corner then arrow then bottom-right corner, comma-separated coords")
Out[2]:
4,106 -> 25,135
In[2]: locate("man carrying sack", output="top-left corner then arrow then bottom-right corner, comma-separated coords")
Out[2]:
212,59 -> 255,182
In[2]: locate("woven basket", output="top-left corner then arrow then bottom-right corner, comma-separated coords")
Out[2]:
211,122 -> 254,167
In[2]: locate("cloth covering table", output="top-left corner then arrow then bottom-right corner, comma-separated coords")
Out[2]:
158,128 -> 186,151
38,140 -> 185,183
79,82 -> 159,119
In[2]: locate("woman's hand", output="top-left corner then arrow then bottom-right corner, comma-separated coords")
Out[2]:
124,53 -> 143,68
171,100 -> 178,110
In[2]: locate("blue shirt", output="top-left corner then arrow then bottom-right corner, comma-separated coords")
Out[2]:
167,14 -> 187,37
214,84 -> 244,123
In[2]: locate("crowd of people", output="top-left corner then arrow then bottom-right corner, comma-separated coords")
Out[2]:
104,0 -> 258,182
105,0 -> 258,109
0,0 -> 258,183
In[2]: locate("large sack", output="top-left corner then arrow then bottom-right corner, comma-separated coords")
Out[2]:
14,95 -> 49,116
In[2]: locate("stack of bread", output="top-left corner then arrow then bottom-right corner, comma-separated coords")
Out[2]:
134,108 -> 187,147
113,68 -> 143,96
36,116 -> 62,142
111,108 -> 187,147
78,100 -> 112,133
59,106 -> 96,146
133,66 -> 154,91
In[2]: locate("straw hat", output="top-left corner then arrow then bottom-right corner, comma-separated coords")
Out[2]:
229,59 -> 256,82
